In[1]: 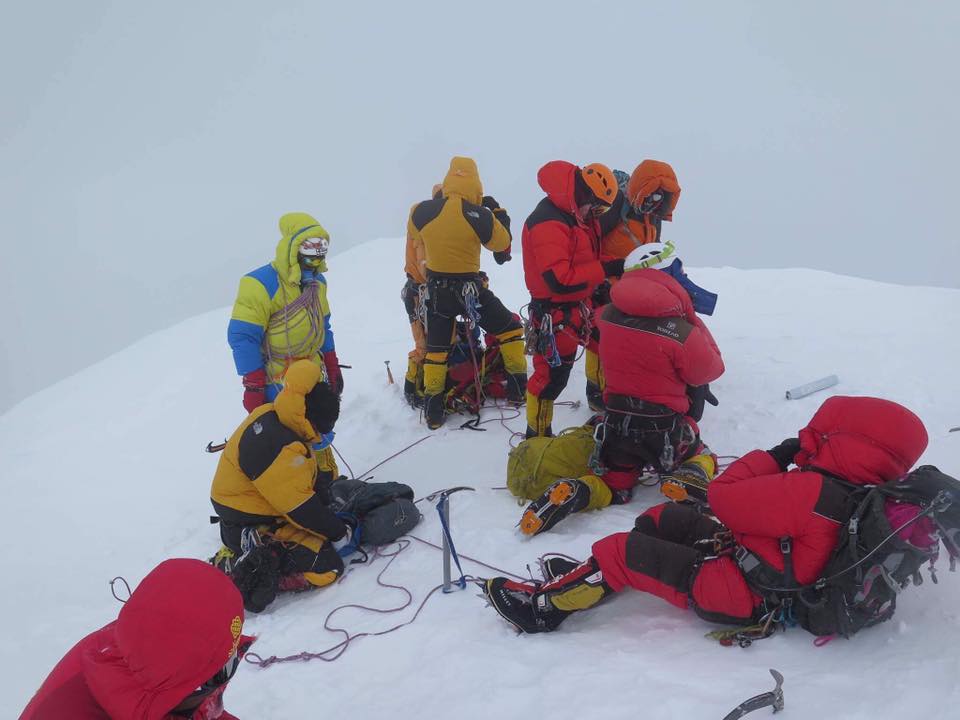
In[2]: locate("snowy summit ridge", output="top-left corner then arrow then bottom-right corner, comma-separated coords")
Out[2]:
3,237 -> 960,719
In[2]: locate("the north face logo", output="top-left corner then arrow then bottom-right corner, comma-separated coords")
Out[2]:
253,422 -> 263,435
466,210 -> 480,218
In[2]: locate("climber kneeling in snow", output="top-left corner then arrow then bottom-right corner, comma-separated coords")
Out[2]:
487,396 -> 959,642
210,360 -> 419,612
21,559 -> 251,720
518,242 -> 723,536
228,212 -> 343,414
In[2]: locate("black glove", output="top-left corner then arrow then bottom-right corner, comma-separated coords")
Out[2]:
481,195 -> 501,210
767,437 -> 801,471
493,250 -> 511,265
591,279 -> 612,307
602,258 -> 625,278
493,207 -> 511,232
686,384 -> 714,422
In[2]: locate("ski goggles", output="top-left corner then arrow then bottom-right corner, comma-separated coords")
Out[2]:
298,237 -> 329,267
169,649 -> 241,716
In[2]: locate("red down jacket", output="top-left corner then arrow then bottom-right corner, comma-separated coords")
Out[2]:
522,160 -> 618,303
21,559 -> 247,720
597,268 -> 724,414
709,396 -> 929,587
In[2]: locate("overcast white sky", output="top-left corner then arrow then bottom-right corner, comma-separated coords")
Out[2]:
1,1 -> 957,412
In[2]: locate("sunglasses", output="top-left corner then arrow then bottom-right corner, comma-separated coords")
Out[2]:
169,651 -> 241,717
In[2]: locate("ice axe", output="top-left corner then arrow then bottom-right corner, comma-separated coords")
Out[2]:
384,360 -> 395,385
722,669 -> 785,719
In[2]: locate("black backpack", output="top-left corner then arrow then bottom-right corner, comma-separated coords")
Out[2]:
798,466 -> 960,637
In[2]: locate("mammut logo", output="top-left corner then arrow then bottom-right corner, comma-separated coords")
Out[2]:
253,422 -> 263,435
229,615 -> 242,654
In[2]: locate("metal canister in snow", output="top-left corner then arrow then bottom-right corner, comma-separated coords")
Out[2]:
785,374 -> 839,400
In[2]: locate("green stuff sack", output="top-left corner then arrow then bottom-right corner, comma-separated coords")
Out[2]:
507,425 -> 598,501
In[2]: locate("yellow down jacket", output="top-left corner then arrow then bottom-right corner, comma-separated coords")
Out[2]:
210,361 -> 346,553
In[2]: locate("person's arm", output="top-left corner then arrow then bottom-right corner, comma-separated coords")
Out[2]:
252,442 -> 348,540
674,318 -> 724,387
227,276 -> 271,375
315,277 -> 342,393
528,221 -> 605,297
708,452 -> 818,538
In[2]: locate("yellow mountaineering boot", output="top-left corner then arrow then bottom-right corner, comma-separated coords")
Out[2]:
660,453 -> 718,505
525,392 -> 554,439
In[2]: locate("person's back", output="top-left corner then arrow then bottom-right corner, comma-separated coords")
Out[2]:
411,157 -> 510,277
598,267 -> 723,415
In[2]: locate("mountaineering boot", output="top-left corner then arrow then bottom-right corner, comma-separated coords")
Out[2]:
584,349 -> 605,412
525,392 -> 554,438
519,479 -> 592,536
530,557 -> 612,627
585,380 -> 604,413
540,555 -> 582,581
505,373 -> 528,404
210,545 -> 237,576
659,453 -> 717,505
404,357 -> 423,408
231,543 -> 281,614
484,577 -> 552,634
404,378 -> 423,409
424,393 -> 446,430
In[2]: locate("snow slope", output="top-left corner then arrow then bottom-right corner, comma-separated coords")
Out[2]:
3,237 -> 960,718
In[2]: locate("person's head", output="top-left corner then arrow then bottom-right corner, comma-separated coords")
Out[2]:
626,160 -> 681,221
93,559 -> 245,718
441,156 -> 483,205
623,241 -> 718,315
298,236 -> 329,273
575,163 -> 617,218
304,379 -> 340,435
794,396 -> 929,486
277,213 -> 331,278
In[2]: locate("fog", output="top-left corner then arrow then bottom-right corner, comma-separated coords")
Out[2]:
1,1 -> 957,413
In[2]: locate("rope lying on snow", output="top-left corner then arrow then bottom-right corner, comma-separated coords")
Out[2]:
243,528 -> 526,669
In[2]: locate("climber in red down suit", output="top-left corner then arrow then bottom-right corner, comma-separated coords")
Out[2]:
486,396 -> 938,636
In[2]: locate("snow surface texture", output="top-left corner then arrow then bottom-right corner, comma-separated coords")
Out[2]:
3,237 -> 959,718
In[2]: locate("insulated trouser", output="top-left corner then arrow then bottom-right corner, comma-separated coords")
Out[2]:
592,503 -> 758,623
423,274 -> 526,426
526,299 -> 598,437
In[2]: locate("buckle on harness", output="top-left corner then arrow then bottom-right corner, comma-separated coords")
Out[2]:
734,545 -> 761,574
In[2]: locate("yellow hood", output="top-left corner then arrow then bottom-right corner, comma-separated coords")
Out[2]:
274,360 -> 322,441
274,212 -> 330,283
442,156 -> 483,205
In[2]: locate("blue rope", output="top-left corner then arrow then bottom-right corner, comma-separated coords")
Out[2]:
436,493 -> 467,591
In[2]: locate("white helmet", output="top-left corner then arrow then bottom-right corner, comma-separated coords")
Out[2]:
624,240 -> 680,272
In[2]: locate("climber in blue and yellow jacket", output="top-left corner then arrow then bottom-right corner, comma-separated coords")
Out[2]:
228,213 -> 342,413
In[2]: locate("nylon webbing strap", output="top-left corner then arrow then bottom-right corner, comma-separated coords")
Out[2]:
437,492 -> 467,592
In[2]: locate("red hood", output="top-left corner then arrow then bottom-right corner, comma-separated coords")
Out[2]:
537,160 -> 579,214
795,396 -> 928,485
83,559 -> 244,720
610,268 -> 696,320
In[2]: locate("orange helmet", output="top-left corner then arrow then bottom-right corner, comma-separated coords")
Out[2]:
580,163 -> 618,206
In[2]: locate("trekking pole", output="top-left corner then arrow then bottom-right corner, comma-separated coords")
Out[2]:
385,360 -> 395,385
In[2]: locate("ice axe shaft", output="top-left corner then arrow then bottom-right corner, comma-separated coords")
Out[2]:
722,669 -> 785,719
384,360 -> 395,385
